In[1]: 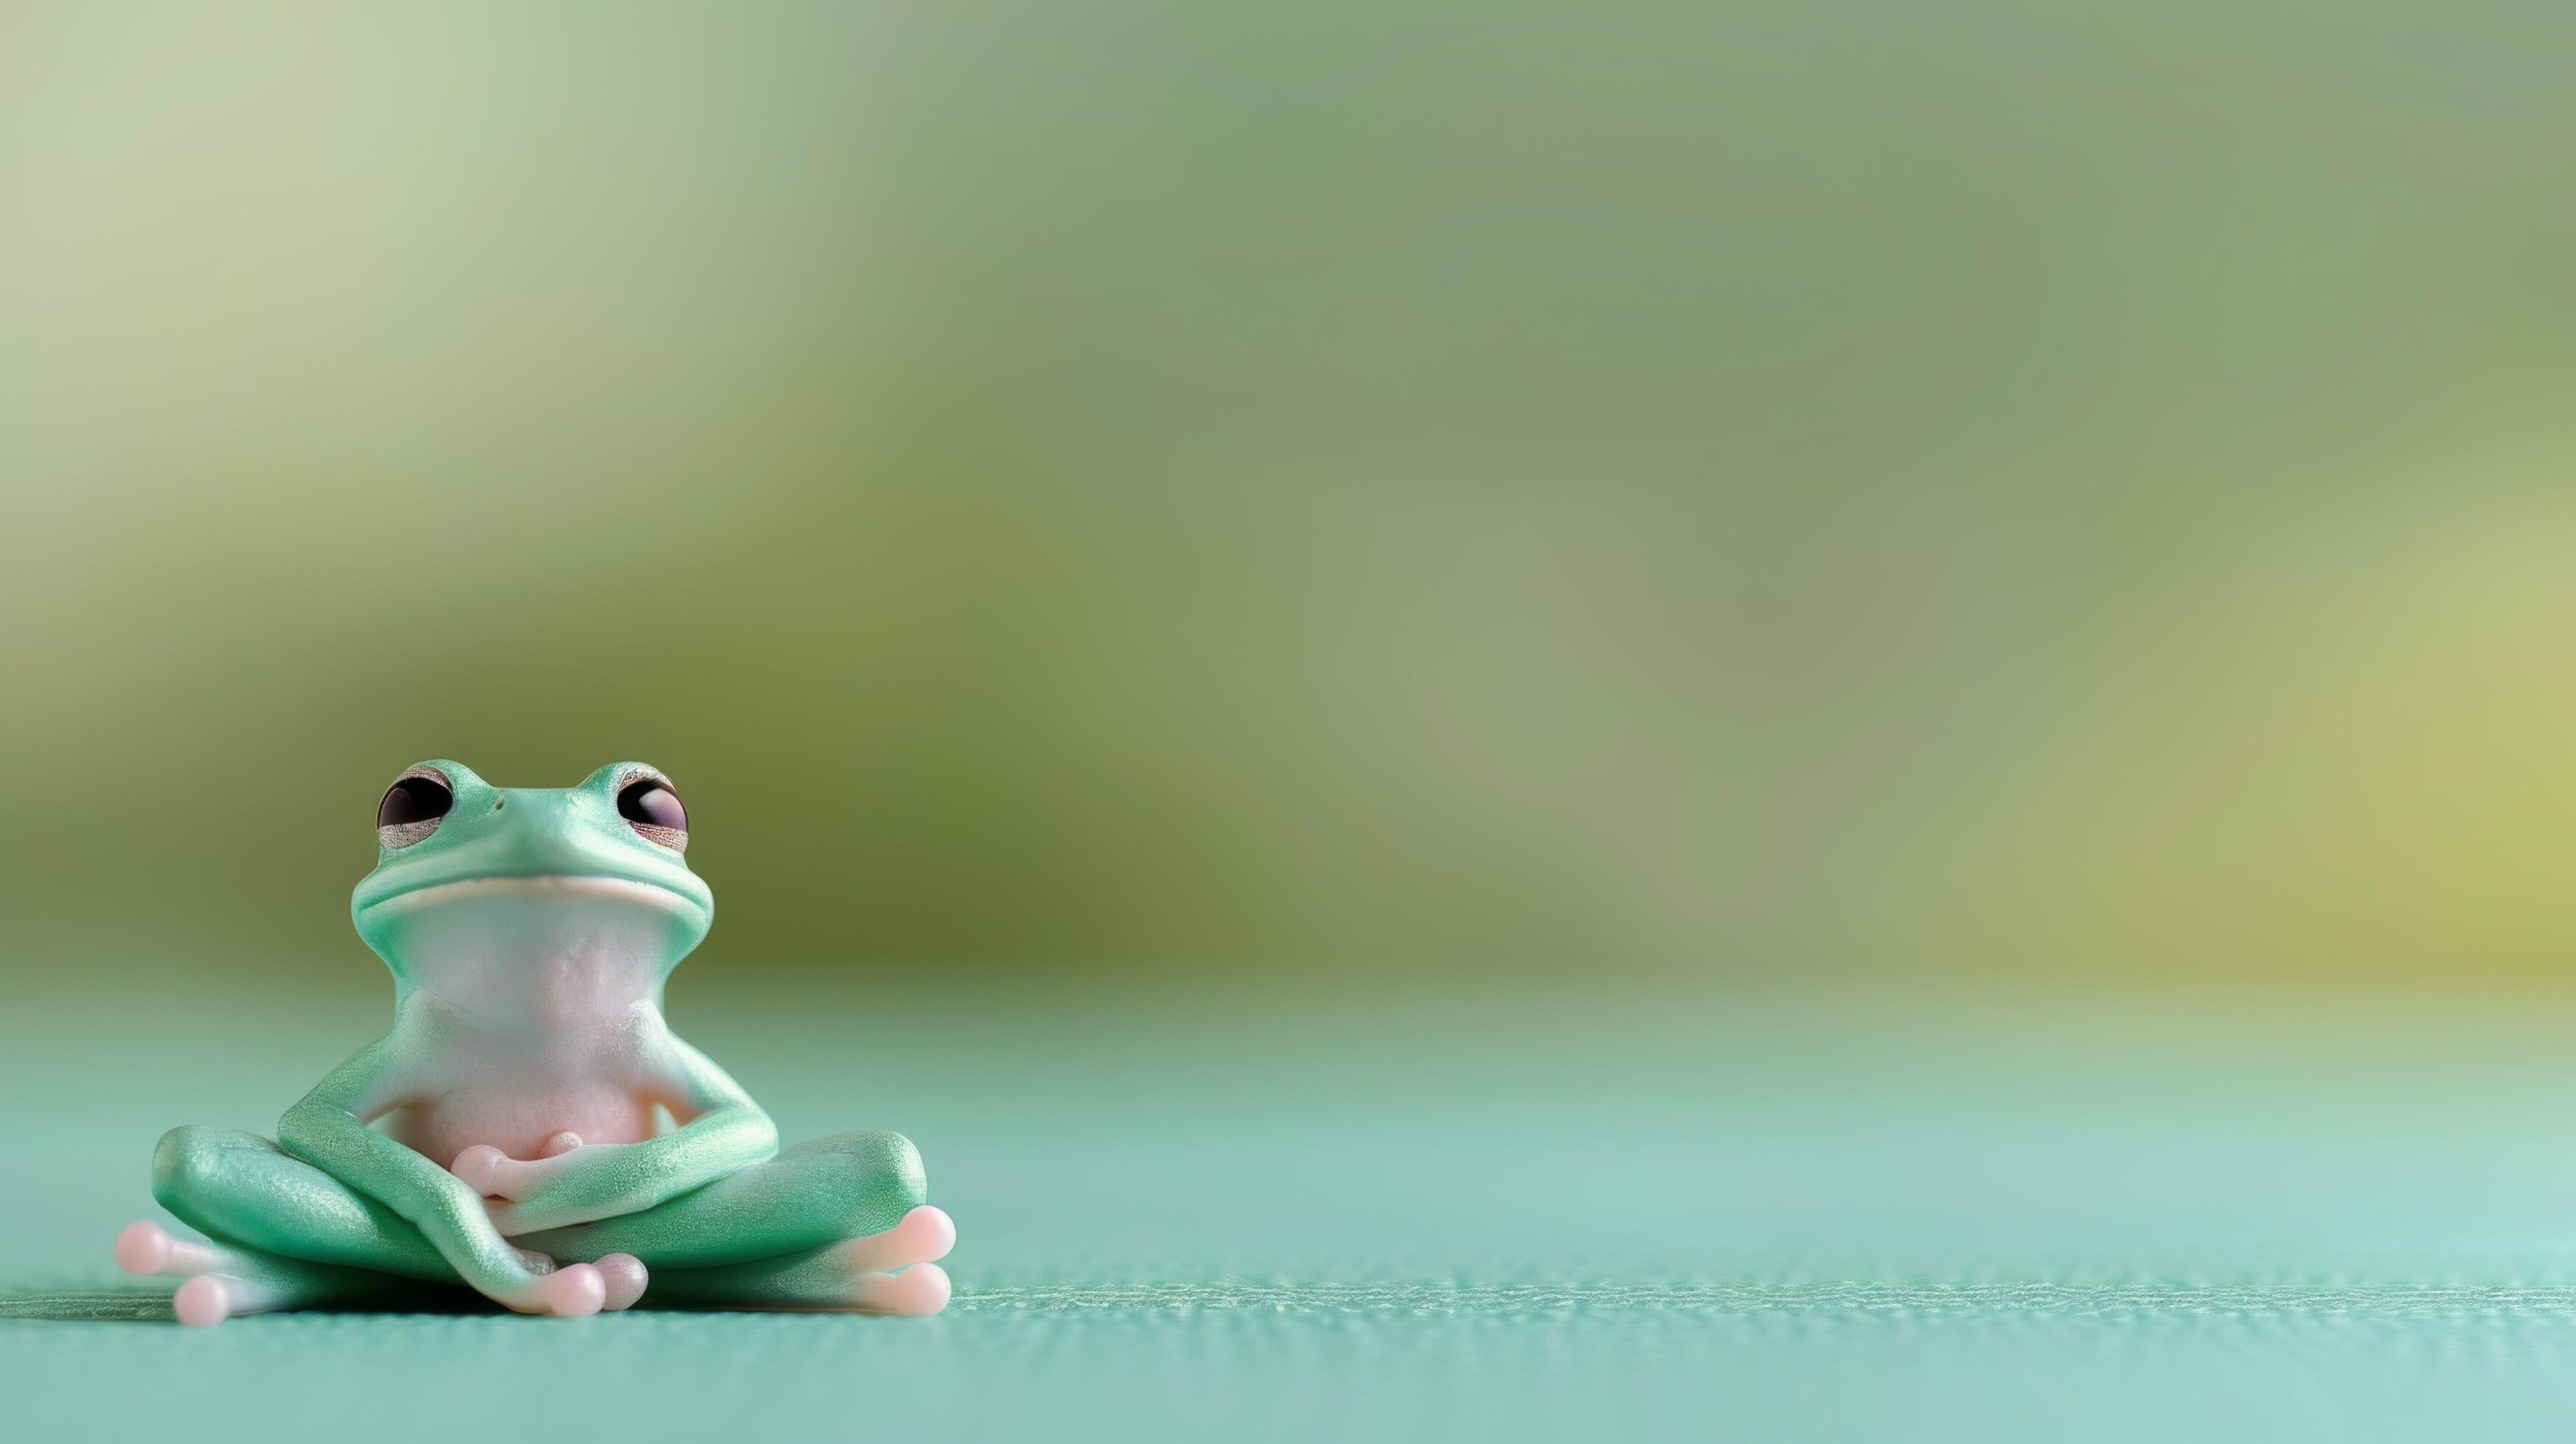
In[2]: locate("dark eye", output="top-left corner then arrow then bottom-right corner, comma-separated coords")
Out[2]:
376,774 -> 452,847
617,778 -> 688,844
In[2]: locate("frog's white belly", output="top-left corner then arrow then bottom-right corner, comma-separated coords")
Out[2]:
376,892 -> 678,1168
388,1081 -> 660,1168
381,994 -> 671,1168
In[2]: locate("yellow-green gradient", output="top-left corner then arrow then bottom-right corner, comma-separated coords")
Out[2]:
7,1 -> 2576,989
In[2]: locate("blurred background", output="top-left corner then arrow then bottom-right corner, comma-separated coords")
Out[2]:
8,1 -> 2576,996
13,4 -> 2576,1437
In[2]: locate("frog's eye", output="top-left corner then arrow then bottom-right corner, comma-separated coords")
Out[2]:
376,774 -> 452,849
617,777 -> 688,851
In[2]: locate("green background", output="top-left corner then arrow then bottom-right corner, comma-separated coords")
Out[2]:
9,1 -> 2576,1438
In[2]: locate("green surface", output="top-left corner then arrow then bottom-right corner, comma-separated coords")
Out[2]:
15,981 -> 2576,1440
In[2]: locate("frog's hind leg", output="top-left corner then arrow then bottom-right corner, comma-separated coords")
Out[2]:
144,1126 -> 620,1313
516,1130 -> 956,1315
149,1124 -> 456,1280
522,1130 -> 940,1272
113,1221 -> 397,1326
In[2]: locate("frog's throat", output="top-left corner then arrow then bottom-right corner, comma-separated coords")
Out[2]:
365,877 -> 699,1022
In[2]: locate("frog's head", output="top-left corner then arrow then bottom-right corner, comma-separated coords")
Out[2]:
350,760 -> 715,1014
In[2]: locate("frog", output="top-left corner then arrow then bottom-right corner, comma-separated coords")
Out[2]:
112,760 -> 956,1325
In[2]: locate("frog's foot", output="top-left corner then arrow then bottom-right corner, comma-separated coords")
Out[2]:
804,1206 -> 954,1315
118,1223 -> 390,1326
788,1208 -> 957,1315
657,1250 -> 949,1315
594,1252 -> 648,1311
170,1274 -> 273,1328
169,1268 -> 397,1327
115,1220 -> 219,1279
843,1205 -> 956,1274
639,1209 -> 956,1316
849,1261 -> 951,1316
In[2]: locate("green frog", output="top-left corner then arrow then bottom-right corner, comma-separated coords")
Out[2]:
114,760 -> 955,1325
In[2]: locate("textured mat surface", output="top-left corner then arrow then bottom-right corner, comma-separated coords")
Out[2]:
14,984 -> 2576,1440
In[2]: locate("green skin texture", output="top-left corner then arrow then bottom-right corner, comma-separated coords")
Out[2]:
147,760 -> 927,1313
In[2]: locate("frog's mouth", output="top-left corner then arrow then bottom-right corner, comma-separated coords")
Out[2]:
360,873 -> 702,917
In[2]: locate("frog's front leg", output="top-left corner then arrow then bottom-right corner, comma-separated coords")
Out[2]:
463,1033 -> 781,1238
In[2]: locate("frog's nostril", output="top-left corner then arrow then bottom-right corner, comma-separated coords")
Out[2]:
493,797 -> 505,811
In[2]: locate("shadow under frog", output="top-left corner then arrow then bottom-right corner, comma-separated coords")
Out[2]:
114,761 -> 955,1325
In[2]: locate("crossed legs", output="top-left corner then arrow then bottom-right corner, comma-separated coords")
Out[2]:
122,1126 -> 953,1325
